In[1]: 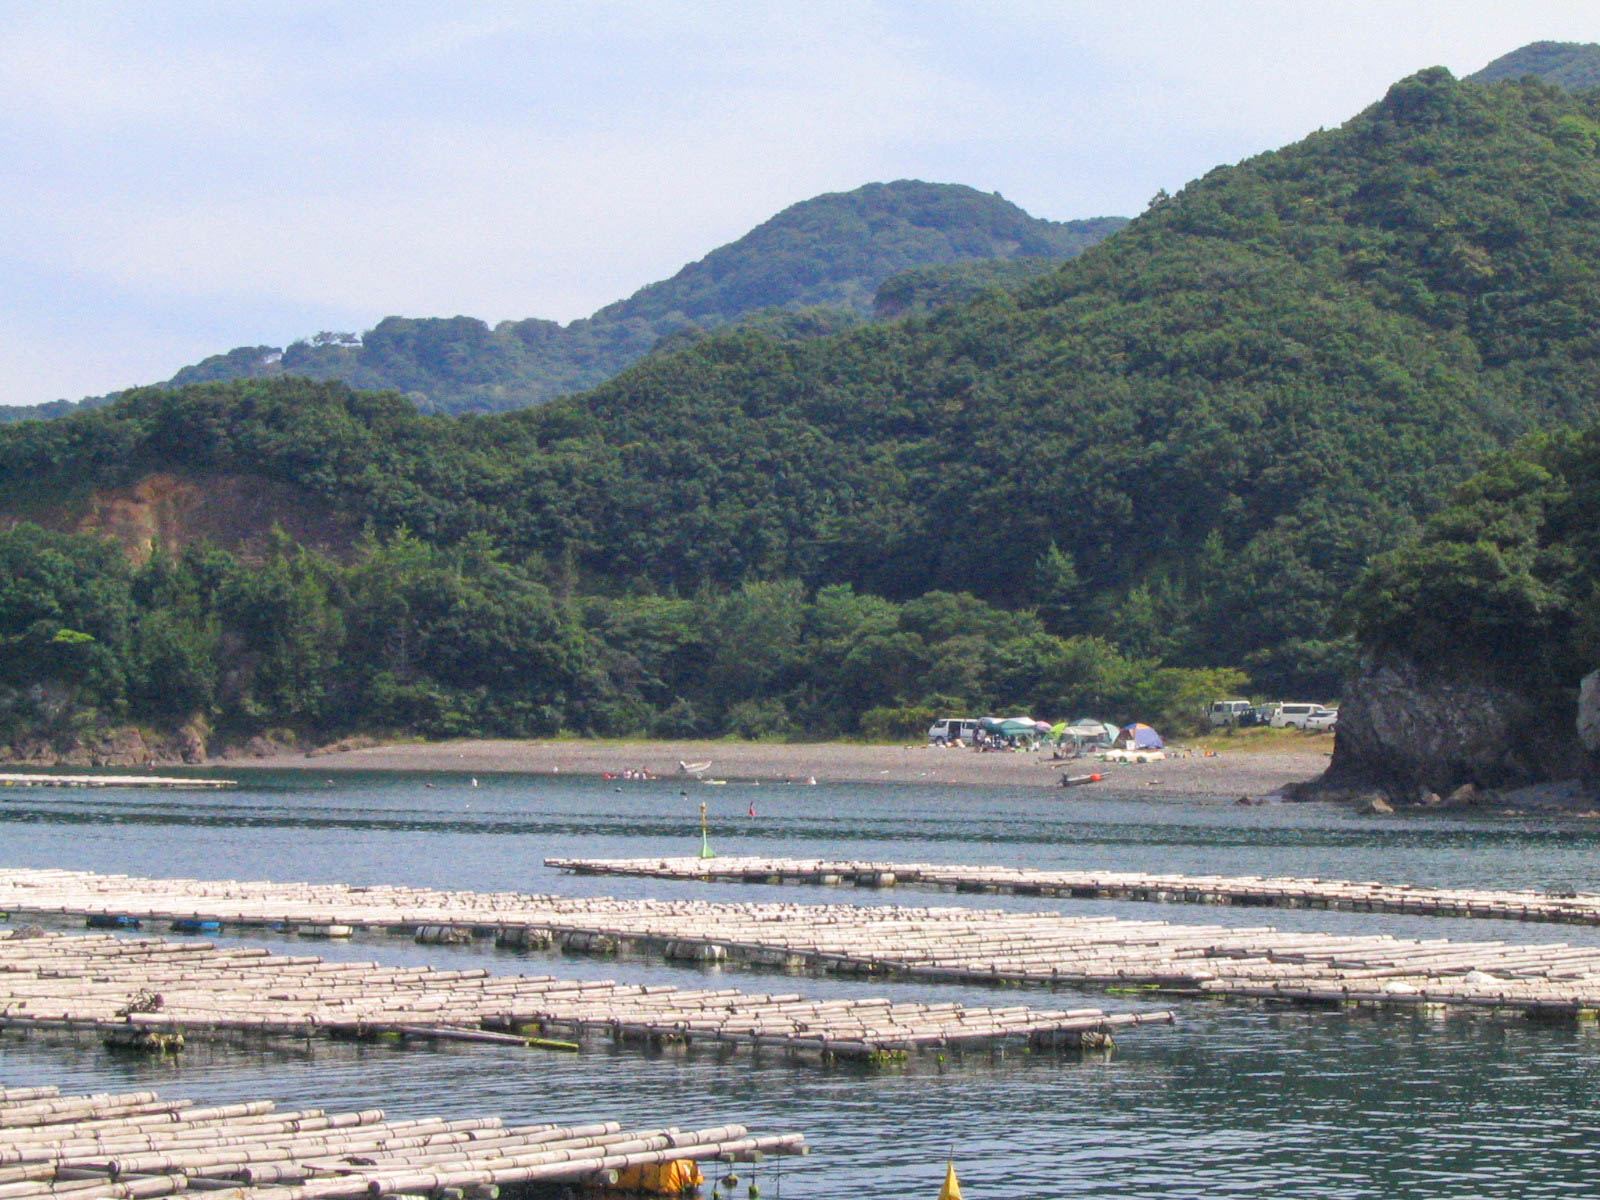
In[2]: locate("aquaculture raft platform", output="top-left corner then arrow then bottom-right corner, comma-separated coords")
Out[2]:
548,854 -> 1600,928
0,772 -> 233,789
0,930 -> 1161,1060
0,1083 -> 806,1197
11,868 -> 1600,1018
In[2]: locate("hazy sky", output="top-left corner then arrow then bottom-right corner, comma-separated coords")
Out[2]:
4,1 -> 1597,407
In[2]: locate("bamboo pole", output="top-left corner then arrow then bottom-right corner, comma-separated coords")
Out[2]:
0,1087 -> 805,1198
0,928 -> 1164,1060
18,865 -> 1600,1020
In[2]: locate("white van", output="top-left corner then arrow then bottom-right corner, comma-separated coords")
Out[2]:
1207,699 -> 1252,727
927,718 -> 979,745
1271,703 -> 1337,730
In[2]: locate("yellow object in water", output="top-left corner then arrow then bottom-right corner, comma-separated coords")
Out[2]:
613,1159 -> 705,1194
938,1161 -> 962,1200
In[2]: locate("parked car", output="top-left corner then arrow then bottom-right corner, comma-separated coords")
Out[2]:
1207,699 -> 1252,727
927,718 -> 980,745
1271,703 -> 1337,730
1240,703 -> 1278,727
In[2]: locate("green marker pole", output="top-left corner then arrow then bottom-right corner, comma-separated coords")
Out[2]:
699,799 -> 715,859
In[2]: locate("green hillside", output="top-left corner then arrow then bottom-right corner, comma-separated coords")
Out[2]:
1348,424 -> 1600,693
0,182 -> 1122,423
589,180 -> 1117,323
1333,419 -> 1600,788
1468,41 -> 1600,91
5,67 -> 1600,748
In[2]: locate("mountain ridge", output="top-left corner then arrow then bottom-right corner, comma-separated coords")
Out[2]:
6,63 -> 1600,748
3,181 -> 1125,422
1468,41 -> 1600,91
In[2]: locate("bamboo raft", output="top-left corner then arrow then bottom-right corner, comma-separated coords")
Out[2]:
13,868 -> 1600,1018
0,930 -> 1160,1060
548,854 -> 1600,928
0,773 -> 233,790
0,1083 -> 806,1197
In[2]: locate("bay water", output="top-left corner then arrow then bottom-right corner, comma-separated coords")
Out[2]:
5,769 -> 1600,1197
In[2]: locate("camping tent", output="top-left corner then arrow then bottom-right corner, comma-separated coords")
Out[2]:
1065,720 -> 1118,744
1114,723 -> 1165,750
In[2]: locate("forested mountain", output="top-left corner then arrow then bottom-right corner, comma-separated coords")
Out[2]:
1469,41 -> 1600,91
1,183 -> 1123,424
1348,420 -> 1600,695
5,66 -> 1600,753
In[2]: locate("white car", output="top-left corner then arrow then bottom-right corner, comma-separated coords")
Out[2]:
1207,699 -> 1252,727
1272,703 -> 1337,730
927,718 -> 979,745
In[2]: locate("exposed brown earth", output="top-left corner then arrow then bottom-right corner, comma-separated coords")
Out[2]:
0,470 -> 356,564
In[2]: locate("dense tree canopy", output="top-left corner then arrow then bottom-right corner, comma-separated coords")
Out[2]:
0,522 -> 1241,748
7,68 -> 1600,745
1346,424 -> 1600,699
1469,41 -> 1600,92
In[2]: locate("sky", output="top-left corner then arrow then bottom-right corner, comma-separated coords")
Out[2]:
3,1 -> 1598,408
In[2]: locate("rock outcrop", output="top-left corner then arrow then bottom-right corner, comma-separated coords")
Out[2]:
1,720 -> 207,768
1295,656 -> 1589,806
1580,670 -> 1600,759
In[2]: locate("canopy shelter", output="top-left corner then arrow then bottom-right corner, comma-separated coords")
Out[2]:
1113,723 -> 1165,750
978,716 -> 1041,743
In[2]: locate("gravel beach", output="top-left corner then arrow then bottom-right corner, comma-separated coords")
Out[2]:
215,736 -> 1334,799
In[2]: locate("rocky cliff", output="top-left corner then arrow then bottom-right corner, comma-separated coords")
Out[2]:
0,714 -> 207,768
1580,670 -> 1600,758
1297,657 -> 1594,808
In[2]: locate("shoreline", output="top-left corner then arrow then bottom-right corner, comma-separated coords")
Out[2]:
209,736 -> 1333,799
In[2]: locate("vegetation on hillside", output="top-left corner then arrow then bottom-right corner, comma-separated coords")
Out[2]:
1346,422 -> 1600,701
0,520 -> 1240,748
1,183 -> 1123,423
7,67 -> 1600,746
1468,41 -> 1600,92
872,257 -> 1068,317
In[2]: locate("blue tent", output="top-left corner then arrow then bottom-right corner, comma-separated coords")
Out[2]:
1114,723 -> 1165,750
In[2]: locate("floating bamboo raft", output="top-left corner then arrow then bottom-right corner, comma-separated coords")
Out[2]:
0,1083 -> 806,1197
548,854 -> 1600,928
0,772 -> 233,789
11,868 -> 1600,1018
0,930 -> 1158,1059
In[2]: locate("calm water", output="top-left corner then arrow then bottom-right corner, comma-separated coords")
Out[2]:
6,769 -> 1600,1197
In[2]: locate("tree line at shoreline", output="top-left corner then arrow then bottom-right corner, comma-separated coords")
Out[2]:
0,521 -> 1243,752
